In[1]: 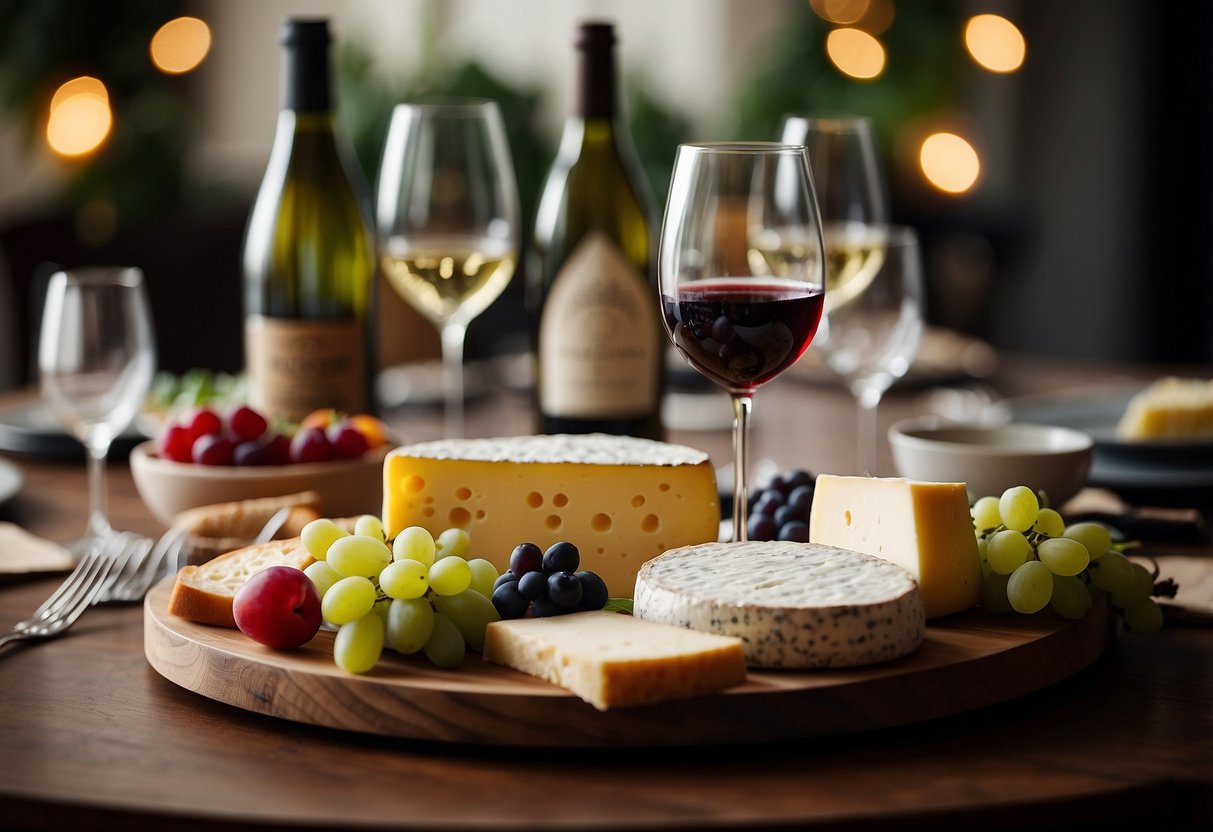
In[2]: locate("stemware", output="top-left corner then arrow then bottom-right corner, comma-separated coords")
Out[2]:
38,267 -> 156,553
659,143 -> 825,540
375,100 -> 520,438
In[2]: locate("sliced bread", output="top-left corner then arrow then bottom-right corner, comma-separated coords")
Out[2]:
167,538 -> 315,627
173,491 -> 322,565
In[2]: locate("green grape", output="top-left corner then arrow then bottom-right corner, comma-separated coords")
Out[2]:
428,556 -> 472,596
433,589 -> 501,651
326,534 -> 392,578
1112,562 -> 1154,609
303,560 -> 342,599
373,598 -> 391,626
1049,574 -> 1092,620
333,613 -> 385,674
392,526 -> 436,567
385,597 -> 434,654
1037,537 -> 1090,577
986,529 -> 1030,574
423,612 -> 466,668
354,514 -> 385,541
998,486 -> 1039,532
435,528 -> 471,559
1063,522 -> 1112,560
378,558 -> 429,600
1124,598 -> 1163,634
1033,508 -> 1066,538
1007,560 -> 1053,614
1088,550 -> 1133,593
466,558 -> 499,598
972,496 -> 1002,533
977,535 -> 991,577
301,518 -> 348,560
981,571 -> 1013,614
321,575 -> 377,625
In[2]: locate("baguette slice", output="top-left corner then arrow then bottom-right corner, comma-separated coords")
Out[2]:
174,491 -> 323,540
167,538 -> 315,627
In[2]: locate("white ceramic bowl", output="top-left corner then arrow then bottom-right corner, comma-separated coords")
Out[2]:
130,441 -> 387,526
888,418 -> 1093,505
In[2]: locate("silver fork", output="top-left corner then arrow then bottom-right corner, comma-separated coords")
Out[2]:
0,535 -> 141,651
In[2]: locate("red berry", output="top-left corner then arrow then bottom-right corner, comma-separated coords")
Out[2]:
326,422 -> 369,459
228,405 -> 268,442
193,433 -> 235,465
157,424 -> 195,462
290,426 -> 333,464
183,408 -> 222,442
262,433 -> 291,465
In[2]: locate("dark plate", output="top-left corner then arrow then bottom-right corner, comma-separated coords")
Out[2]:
0,401 -> 145,461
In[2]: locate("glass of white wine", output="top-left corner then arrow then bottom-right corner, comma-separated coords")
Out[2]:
38,267 -> 156,553
376,100 -> 520,438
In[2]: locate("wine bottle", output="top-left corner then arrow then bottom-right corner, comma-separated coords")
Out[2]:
243,18 -> 375,422
529,22 -> 663,439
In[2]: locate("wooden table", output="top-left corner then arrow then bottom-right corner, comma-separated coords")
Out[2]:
1,357 -> 1210,831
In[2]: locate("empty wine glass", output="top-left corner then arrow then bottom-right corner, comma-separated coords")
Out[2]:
376,100 -> 520,438
814,226 -> 924,474
38,267 -> 156,553
660,143 -> 825,540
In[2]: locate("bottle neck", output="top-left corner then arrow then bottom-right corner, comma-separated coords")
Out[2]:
576,40 -> 616,120
282,42 -> 331,113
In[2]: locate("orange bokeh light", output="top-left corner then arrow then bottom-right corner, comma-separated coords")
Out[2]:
150,16 -> 212,75
964,14 -> 1026,73
919,132 -> 981,194
46,76 -> 112,158
825,28 -> 886,80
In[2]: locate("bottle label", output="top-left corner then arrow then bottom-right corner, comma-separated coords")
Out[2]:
539,233 -> 659,418
245,315 -> 366,421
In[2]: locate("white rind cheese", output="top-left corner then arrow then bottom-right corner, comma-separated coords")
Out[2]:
633,541 -> 925,669
389,434 -> 711,467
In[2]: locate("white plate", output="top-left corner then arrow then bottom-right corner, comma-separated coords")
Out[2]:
0,457 -> 23,507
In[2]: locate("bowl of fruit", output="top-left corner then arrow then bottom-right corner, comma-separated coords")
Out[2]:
131,405 -> 392,526
888,417 -> 1093,506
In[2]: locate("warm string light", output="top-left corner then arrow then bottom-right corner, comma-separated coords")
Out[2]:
919,132 -> 981,194
825,28 -> 886,79
964,14 -> 1026,73
150,16 -> 212,75
46,76 -> 112,158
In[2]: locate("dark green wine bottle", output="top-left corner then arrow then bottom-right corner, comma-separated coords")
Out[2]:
243,18 -> 375,422
529,22 -> 664,440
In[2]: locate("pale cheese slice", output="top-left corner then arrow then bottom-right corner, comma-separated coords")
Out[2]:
482,611 -> 746,711
382,434 -> 720,596
809,475 -> 981,618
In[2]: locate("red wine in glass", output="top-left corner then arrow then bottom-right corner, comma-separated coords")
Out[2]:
662,279 -> 824,391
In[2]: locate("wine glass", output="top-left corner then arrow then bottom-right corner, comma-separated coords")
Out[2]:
376,100 -> 520,438
38,267 -> 156,553
660,143 -> 825,541
814,226 -> 924,474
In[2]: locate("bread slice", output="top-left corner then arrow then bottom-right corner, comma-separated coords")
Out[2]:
173,491 -> 322,565
167,538 -> 315,627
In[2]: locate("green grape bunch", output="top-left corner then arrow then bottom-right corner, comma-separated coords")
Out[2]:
300,516 -> 501,673
971,486 -> 1175,633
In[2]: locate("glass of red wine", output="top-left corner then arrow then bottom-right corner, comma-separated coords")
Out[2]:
659,143 -> 826,541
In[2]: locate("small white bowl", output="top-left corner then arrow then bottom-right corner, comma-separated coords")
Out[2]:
888,418 -> 1093,505
130,441 -> 387,526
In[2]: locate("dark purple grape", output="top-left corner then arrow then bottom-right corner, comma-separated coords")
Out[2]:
575,571 -> 609,611
746,513 -> 776,541
787,470 -> 814,490
542,541 -> 580,574
548,572 -> 583,607
767,475 -> 789,495
778,521 -> 809,542
518,570 -> 548,601
509,543 -> 543,576
786,484 -> 814,514
492,571 -> 519,592
754,491 -> 784,517
530,596 -> 563,618
774,504 -> 801,529
491,582 -> 530,619
711,315 -> 734,343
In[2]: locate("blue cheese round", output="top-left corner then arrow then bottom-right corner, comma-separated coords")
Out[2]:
633,541 -> 925,669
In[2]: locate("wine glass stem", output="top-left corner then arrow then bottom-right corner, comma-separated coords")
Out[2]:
85,441 -> 112,541
856,387 -> 882,475
440,322 -> 468,439
730,393 -> 753,542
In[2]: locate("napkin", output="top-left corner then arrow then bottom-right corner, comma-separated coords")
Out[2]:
0,522 -> 75,575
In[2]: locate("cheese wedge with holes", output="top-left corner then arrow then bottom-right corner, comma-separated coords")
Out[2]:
634,541 -> 925,668
809,475 -> 981,618
482,611 -> 746,710
166,538 -> 315,627
382,434 -> 720,595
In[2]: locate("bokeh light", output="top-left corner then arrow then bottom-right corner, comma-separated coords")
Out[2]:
964,14 -> 1026,73
46,76 -> 112,158
825,28 -> 886,80
150,16 -> 212,75
810,0 -> 870,26
919,132 -> 981,194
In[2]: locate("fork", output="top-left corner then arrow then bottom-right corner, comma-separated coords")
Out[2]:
0,535 -> 141,651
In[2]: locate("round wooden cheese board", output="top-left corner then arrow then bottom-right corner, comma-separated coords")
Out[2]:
144,581 -> 1111,748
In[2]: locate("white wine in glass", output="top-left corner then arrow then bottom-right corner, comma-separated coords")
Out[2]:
376,100 -> 520,438
39,267 -> 156,553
